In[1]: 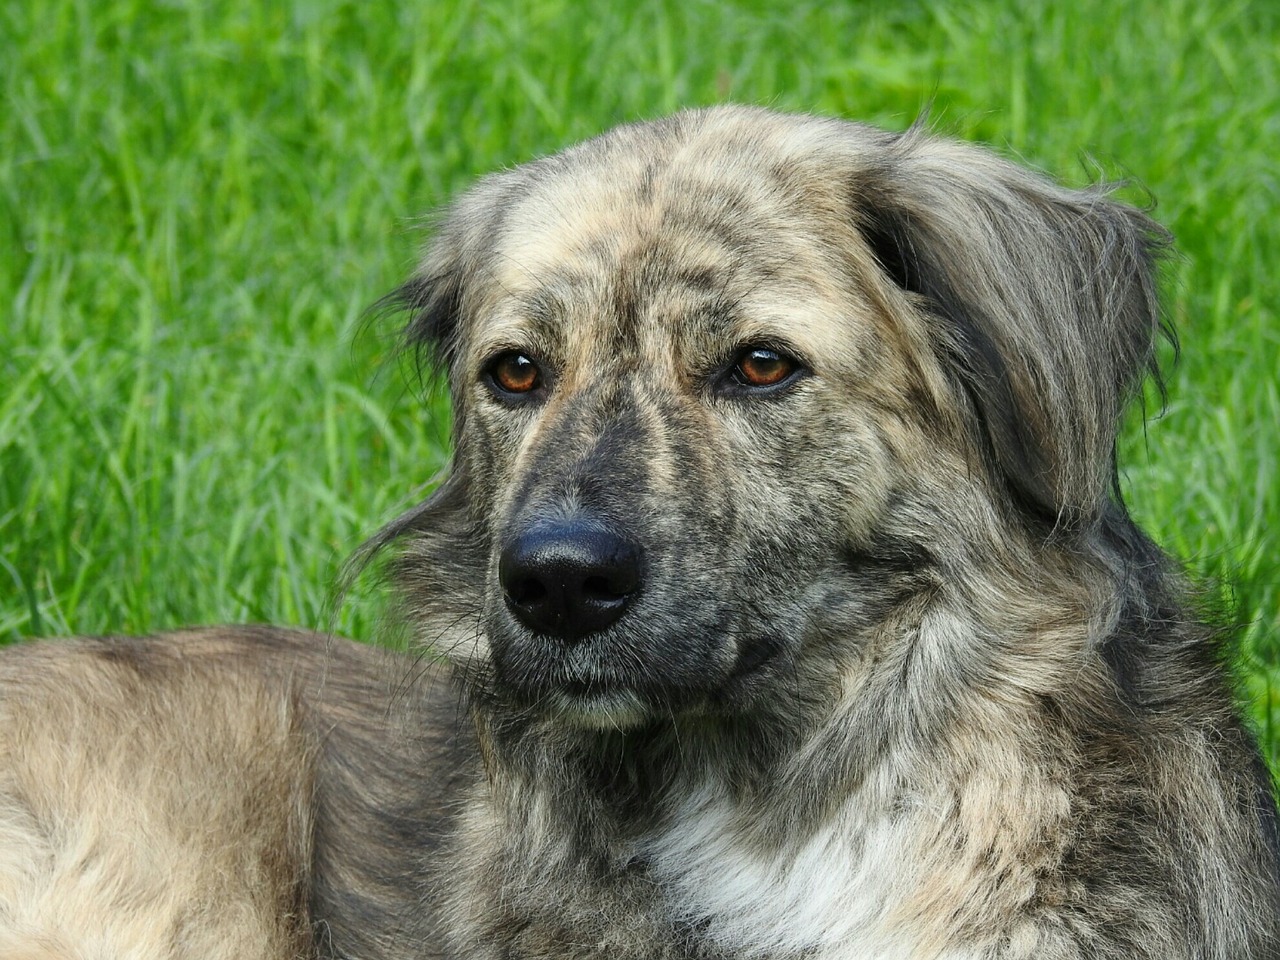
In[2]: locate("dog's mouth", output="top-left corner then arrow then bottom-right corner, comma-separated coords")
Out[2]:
533,633 -> 788,730
484,580 -> 792,726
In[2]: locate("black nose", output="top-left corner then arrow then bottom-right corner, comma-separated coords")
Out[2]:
499,522 -> 643,640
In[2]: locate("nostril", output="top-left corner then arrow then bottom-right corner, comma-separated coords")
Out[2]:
582,574 -> 623,601
507,578 -> 547,606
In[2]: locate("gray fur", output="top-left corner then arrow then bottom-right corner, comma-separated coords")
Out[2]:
1,107 -> 1276,959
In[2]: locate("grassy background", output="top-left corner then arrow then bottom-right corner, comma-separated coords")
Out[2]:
2,0 -> 1277,762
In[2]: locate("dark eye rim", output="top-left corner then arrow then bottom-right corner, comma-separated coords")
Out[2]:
716,343 -> 810,397
482,350 -> 549,402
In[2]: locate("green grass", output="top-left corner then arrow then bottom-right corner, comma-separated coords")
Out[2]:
2,0 -> 1277,762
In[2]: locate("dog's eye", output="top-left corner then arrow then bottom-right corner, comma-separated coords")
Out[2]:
486,352 -> 543,396
730,347 -> 803,390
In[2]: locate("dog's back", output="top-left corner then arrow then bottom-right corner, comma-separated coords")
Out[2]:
0,629 -> 467,960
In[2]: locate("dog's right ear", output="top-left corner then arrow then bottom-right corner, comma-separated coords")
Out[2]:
356,183 -> 516,617
392,258 -> 465,379
380,177 -> 519,391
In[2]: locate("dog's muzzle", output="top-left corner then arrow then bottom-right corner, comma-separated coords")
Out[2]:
499,520 -> 644,641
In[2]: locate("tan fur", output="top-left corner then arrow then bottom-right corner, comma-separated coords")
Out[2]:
3,107 -> 1277,959
0,634 -> 316,959
0,629 -> 453,958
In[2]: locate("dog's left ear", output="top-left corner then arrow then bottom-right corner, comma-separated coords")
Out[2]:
854,132 -> 1171,529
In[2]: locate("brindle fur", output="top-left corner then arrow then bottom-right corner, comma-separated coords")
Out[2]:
2,107 -> 1277,959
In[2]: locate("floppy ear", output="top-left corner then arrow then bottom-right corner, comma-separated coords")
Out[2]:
355,180 -> 521,630
853,131 -> 1171,529
380,174 -> 523,405
392,252 -> 466,379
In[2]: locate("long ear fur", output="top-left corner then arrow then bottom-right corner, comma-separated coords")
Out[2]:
351,178 -> 519,617
855,130 -> 1172,529
377,175 -> 523,409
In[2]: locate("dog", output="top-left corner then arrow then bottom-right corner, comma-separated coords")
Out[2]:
2,106 -> 1277,959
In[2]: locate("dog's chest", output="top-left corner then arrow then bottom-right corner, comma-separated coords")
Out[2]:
641,788 -> 981,960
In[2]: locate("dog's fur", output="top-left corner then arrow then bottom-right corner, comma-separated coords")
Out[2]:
2,106 -> 1278,959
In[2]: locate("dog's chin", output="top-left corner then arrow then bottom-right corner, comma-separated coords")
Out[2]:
547,685 -> 653,731
494,668 -> 713,728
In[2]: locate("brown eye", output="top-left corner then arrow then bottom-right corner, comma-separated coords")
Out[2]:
734,348 -> 798,388
488,352 -> 542,395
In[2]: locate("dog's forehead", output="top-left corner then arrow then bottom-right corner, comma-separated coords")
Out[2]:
471,114 -> 887,369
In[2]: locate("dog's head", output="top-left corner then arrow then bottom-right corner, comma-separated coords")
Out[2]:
378,107 -> 1168,731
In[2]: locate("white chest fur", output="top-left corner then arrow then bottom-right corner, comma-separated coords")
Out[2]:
642,785 -> 982,960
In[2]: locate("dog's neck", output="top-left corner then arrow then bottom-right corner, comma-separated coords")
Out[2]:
471,671 -> 911,852
456,671 -> 998,960
448,585 -> 1114,960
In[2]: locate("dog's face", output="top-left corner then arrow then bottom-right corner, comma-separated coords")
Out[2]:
385,107 -> 1166,730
